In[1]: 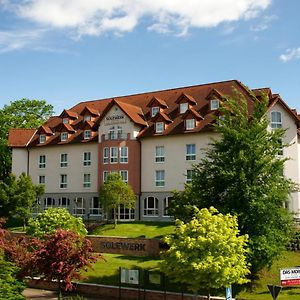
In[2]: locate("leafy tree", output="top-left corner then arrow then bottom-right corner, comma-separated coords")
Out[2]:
161,207 -> 250,299
0,173 -> 44,228
169,92 -> 296,274
0,98 -> 54,180
99,173 -> 136,227
26,208 -> 87,238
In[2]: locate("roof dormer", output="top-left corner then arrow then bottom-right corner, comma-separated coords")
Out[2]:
206,89 -> 223,111
59,109 -> 78,124
37,125 -> 53,144
175,93 -> 197,114
80,106 -> 100,122
152,111 -> 172,134
181,108 -> 203,131
147,97 -> 168,118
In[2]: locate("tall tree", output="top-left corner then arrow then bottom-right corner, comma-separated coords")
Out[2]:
169,92 -> 296,274
0,173 -> 44,227
99,173 -> 136,227
0,98 -> 54,179
161,207 -> 250,299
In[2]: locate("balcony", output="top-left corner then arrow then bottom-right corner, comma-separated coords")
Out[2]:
103,133 -> 128,141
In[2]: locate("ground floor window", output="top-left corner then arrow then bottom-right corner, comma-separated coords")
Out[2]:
44,197 -> 55,209
58,197 -> 70,209
163,196 -> 173,216
74,197 -> 85,216
144,197 -> 159,216
112,204 -> 135,220
89,197 -> 101,215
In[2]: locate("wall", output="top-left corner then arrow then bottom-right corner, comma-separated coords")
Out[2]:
11,148 -> 28,176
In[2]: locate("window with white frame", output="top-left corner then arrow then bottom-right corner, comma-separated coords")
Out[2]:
110,147 -> 118,163
186,119 -> 195,130
120,170 -> 128,183
186,169 -> 195,183
39,134 -> 46,144
84,115 -> 91,121
103,171 -> 109,182
109,126 -> 123,139
151,106 -> 160,117
144,197 -> 159,216
155,122 -> 164,133
155,146 -> 165,163
83,151 -> 91,166
271,111 -> 282,129
84,130 -> 91,140
62,118 -> 69,124
74,197 -> 85,215
83,173 -> 91,188
210,99 -> 220,110
90,197 -> 101,215
39,175 -> 45,185
60,153 -> 68,167
61,132 -> 68,141
103,147 -> 109,164
39,155 -> 46,168
186,144 -> 196,161
58,197 -> 70,208
60,174 -> 67,189
120,147 -> 128,163
180,102 -> 188,114
155,170 -> 165,187
113,204 -> 135,220
44,197 -> 55,208
163,196 -> 173,216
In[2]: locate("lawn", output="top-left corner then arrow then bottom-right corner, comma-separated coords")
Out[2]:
91,221 -> 175,239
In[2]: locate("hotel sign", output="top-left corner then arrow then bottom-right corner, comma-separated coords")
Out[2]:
280,267 -> 300,286
104,114 -> 126,125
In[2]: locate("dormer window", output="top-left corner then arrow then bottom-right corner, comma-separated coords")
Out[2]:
39,134 -> 46,144
61,132 -> 68,142
186,119 -> 195,130
84,115 -> 91,121
180,103 -> 188,114
84,130 -> 91,140
151,107 -> 160,117
210,99 -> 220,110
155,122 -> 164,133
63,118 -> 69,124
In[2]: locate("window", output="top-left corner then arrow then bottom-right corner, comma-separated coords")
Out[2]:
110,147 -> 118,163
84,130 -> 91,140
60,153 -> 68,167
90,197 -> 101,215
84,115 -> 91,121
186,169 -> 195,183
103,171 -> 109,182
120,147 -> 128,163
155,122 -> 164,133
39,134 -> 46,144
210,99 -> 219,110
109,126 -> 123,140
271,111 -> 282,129
113,205 -> 135,220
120,170 -> 128,183
155,170 -> 165,187
63,118 -> 69,124
39,155 -> 46,168
39,175 -> 45,184
163,196 -> 173,216
83,151 -> 91,166
186,119 -> 195,130
151,106 -> 160,117
58,197 -> 70,208
144,197 -> 159,216
186,144 -> 196,161
44,197 -> 55,208
155,146 -> 165,163
83,173 -> 91,188
60,174 -> 67,189
61,132 -> 68,141
74,197 -> 85,215
103,147 -> 109,164
180,103 -> 188,114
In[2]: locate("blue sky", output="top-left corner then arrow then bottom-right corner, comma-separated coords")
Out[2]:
0,0 -> 299,114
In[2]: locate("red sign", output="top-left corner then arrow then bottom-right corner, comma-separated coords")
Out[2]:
281,279 -> 300,286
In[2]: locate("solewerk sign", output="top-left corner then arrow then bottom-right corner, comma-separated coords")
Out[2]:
280,267 -> 300,286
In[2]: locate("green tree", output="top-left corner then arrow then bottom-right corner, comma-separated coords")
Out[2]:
26,208 -> 87,238
0,173 -> 44,228
0,98 -> 54,180
161,207 -> 250,299
169,92 -> 296,274
99,173 -> 136,227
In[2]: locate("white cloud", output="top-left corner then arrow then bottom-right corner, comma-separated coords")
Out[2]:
7,0 -> 271,37
250,14 -> 277,32
280,48 -> 300,63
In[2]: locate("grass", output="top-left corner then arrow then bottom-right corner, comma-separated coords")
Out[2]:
91,221 -> 175,239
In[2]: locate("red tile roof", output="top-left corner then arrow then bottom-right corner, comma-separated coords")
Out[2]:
8,129 -> 36,147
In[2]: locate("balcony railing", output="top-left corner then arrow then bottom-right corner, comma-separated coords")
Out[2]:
103,133 -> 128,141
